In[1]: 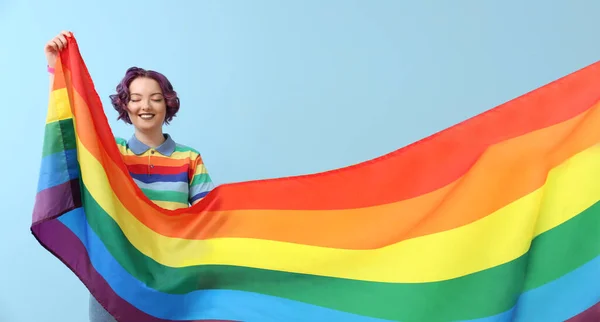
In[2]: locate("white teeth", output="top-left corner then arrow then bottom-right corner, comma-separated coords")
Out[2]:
140,114 -> 154,120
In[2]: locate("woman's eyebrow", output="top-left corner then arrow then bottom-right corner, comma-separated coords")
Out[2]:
130,92 -> 163,96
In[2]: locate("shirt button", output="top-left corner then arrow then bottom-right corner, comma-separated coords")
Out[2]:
151,150 -> 155,154
150,164 -> 154,168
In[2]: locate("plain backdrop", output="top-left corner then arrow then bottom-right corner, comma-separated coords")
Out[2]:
1,0 -> 599,321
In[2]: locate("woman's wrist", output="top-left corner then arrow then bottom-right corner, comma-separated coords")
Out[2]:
47,65 -> 55,74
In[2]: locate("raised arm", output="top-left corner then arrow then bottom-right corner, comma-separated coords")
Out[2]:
44,31 -> 72,93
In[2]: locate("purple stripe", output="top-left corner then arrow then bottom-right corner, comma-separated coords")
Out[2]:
567,301 -> 600,321
31,217 -> 177,322
32,179 -> 81,224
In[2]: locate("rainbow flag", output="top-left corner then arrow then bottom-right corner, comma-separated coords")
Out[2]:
31,36 -> 599,322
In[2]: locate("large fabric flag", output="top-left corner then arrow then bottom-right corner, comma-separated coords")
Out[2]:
31,36 -> 599,322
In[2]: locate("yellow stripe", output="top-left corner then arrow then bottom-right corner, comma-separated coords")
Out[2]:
153,200 -> 188,210
46,88 -> 73,124
193,163 -> 209,176
170,150 -> 198,160
77,128 -> 600,282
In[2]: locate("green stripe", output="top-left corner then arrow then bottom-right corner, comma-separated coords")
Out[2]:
174,144 -> 200,154
191,173 -> 211,186
140,188 -> 188,204
115,137 -> 127,147
522,204 -> 600,291
82,184 -> 600,321
42,119 -> 76,157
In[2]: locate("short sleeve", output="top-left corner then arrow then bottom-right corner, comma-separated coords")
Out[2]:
189,154 -> 215,204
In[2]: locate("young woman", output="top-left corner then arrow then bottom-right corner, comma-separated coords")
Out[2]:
45,31 -> 215,321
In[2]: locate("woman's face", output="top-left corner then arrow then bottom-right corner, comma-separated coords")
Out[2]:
126,77 -> 167,133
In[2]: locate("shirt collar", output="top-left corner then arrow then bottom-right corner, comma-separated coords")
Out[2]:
128,133 -> 176,156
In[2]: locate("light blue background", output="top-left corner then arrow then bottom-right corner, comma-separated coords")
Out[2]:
0,0 -> 599,321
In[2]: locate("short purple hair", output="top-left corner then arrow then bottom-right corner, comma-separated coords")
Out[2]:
109,67 -> 180,124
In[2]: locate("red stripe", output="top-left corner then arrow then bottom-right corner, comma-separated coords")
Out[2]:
62,37 -> 600,212
209,60 -> 600,210
126,163 -> 189,175
60,38 -> 166,214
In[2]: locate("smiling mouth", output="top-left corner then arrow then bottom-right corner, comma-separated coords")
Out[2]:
139,113 -> 155,120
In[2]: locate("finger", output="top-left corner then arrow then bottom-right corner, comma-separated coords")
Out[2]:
61,30 -> 72,38
52,39 -> 64,51
56,35 -> 67,48
45,40 -> 58,52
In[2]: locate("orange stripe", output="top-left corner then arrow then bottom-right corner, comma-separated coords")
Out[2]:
71,80 -> 600,247
52,58 -> 66,91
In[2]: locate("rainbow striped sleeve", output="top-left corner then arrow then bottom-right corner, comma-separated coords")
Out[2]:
31,36 -> 599,322
180,146 -> 214,204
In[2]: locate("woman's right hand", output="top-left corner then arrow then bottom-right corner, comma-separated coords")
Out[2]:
44,31 -> 72,68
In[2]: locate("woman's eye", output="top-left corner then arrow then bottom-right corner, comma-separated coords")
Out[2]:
152,99 -> 163,103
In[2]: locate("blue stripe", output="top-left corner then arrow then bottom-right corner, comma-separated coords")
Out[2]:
512,254 -> 600,321
57,207 -> 600,322
461,255 -> 600,322
132,179 -> 189,193
37,149 -> 80,192
190,191 -> 209,203
460,307 -> 515,322
57,209 -> 393,322
130,172 -> 188,184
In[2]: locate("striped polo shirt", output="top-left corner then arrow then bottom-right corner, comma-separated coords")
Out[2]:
115,134 -> 214,210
